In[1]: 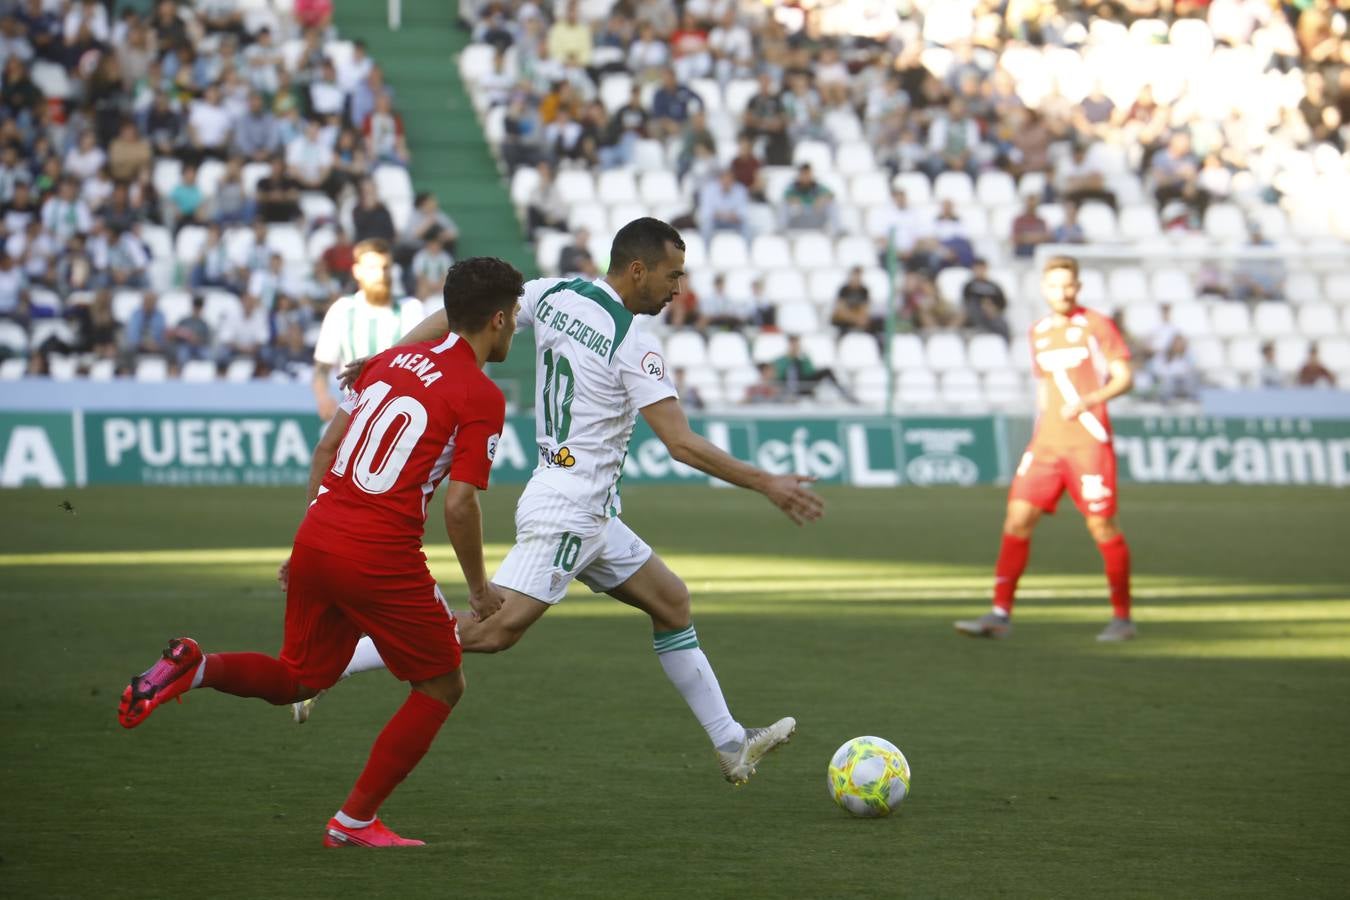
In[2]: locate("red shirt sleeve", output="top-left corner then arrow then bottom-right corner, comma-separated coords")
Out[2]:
447,380 -> 506,491
1091,312 -> 1131,362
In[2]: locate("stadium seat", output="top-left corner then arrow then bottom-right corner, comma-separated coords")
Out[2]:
1077,267 -> 1109,308
87,358 -> 114,380
849,172 -> 892,209
241,161 -> 271,197
535,230 -> 570,275
723,365 -> 759,400
687,78 -> 722,114
639,171 -> 682,207
1225,337 -> 1262,375
802,333 -> 837,369
665,332 -> 708,369
0,320 -> 28,357
896,368 -> 939,406
598,74 -> 633,114
1118,205 -> 1162,240
1282,272 -> 1321,306
597,169 -> 638,205
1169,301 -> 1211,336
1210,302 -> 1252,338
1253,301 -> 1296,337
860,269 -> 891,312
708,232 -> 749,269
181,360 -> 218,383
1077,203 -> 1117,242
1297,304 -> 1340,338
457,43 -> 495,85
984,369 -> 1024,407
941,370 -> 983,407
1151,268 -> 1196,303
836,333 -> 882,372
681,233 -> 707,269
967,334 -> 1011,372
46,354 -> 77,380
752,332 -> 789,364
777,301 -> 819,335
892,171 -> 932,206
1321,273 -> 1350,304
298,191 -> 336,225
889,334 -> 925,371
632,139 -> 666,172
134,356 -> 169,382
1203,203 -> 1248,242
834,142 -> 876,177
1191,336 -> 1225,371
0,356 -> 25,379
374,165 -> 413,204
792,140 -> 834,173
267,224 -> 306,265
976,171 -> 1017,207
566,202 -> 608,234
823,110 -> 864,144
174,225 -> 208,270
554,170 -> 596,206
225,358 -> 256,382
750,235 -> 791,270
158,291 -> 193,326
707,332 -> 752,371
790,233 -> 834,268
924,333 -> 967,371
763,270 -> 807,306
1273,336 -> 1308,373
202,291 -> 243,330
834,236 -> 875,269
722,78 -> 758,117
933,171 -> 975,205
852,368 -> 890,407
1123,302 -> 1162,336
1106,265 -> 1152,303
936,267 -> 972,303
1319,337 -> 1350,370
807,268 -> 847,307
607,203 -> 646,234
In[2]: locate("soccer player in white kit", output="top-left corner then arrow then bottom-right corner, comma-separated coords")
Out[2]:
310,218 -> 824,784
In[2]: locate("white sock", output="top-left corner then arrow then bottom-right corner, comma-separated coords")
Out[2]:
991,607 -> 1010,619
333,810 -> 375,829
654,625 -> 745,749
190,658 -> 206,689
341,636 -> 388,680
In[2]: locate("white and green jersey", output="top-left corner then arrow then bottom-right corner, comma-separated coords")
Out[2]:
314,292 -> 425,368
520,276 -> 677,517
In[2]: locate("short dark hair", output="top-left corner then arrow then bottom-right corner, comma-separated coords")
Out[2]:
608,217 -> 684,274
442,257 -> 524,332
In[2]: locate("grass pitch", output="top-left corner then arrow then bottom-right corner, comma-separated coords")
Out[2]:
1,484 -> 1348,899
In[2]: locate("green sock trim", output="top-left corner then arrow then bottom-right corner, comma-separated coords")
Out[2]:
653,625 -> 699,654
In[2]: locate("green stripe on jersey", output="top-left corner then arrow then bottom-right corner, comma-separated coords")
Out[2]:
542,278 -> 634,362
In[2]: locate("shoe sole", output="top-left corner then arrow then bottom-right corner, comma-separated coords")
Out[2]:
323,828 -> 424,849
954,625 -> 1010,639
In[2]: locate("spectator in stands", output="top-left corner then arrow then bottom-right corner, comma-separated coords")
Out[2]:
651,68 -> 703,140
123,291 -> 168,362
960,260 -> 1010,340
190,223 -> 237,292
697,168 -> 751,244
783,72 -> 828,146
601,85 -> 648,169
1147,303 -> 1180,362
627,21 -> 669,82
870,187 -> 931,267
548,2 -> 592,68
1296,343 -> 1337,388
70,289 -> 118,359
57,234 -> 96,295
665,282 -> 699,330
170,295 -> 214,366
0,143 -> 27,204
901,271 -> 960,332
830,267 -> 879,335
672,367 -> 704,411
309,59 -> 345,121
210,157 -> 253,226
523,160 -> 567,240
743,73 -> 790,165
287,118 -> 337,197
411,234 -> 453,299
708,8 -> 753,83
185,83 -> 233,163
697,273 -> 751,331
143,92 -> 182,158
747,277 -> 776,328
166,164 -> 205,231
772,335 -> 856,403
744,363 -> 783,404
1150,131 -> 1208,217
502,93 -> 543,173
1151,334 -> 1200,403
932,199 -> 975,269
670,11 -> 712,82
348,65 -> 390,136
1057,144 -> 1116,210
543,104 -> 591,166
247,252 -> 288,310
352,178 -> 395,243
108,227 -> 150,290
1073,83 -> 1115,138
675,108 -> 717,181
925,97 -> 980,178
557,227 -> 594,276
1010,108 -> 1054,178
256,155 -> 303,223
107,120 -> 152,183
0,252 -> 26,323
41,178 -> 93,244
402,191 -> 459,258
365,92 -> 410,167
217,290 -> 271,366
781,164 -> 837,234
1258,341 -> 1285,388
729,134 -> 765,202
1196,153 -> 1233,203
234,91 -> 281,162
1052,201 -> 1087,244
1233,225 -> 1286,301
1011,194 -> 1052,260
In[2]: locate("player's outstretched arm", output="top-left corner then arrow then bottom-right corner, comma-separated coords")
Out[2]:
279,409 -> 352,591
339,309 -> 452,389
640,397 -> 825,526
311,362 -> 337,421
443,480 -> 504,620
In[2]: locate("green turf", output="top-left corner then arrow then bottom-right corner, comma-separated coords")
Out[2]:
1,485 -> 1348,899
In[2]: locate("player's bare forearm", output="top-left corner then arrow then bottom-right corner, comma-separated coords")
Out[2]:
306,409 -> 348,506
641,398 -> 765,491
400,309 -> 451,346
1086,360 -> 1134,406
443,481 -> 489,594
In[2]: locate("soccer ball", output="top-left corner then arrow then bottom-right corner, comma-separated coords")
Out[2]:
827,736 -> 911,818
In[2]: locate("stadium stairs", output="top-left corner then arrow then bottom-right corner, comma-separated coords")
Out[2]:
332,0 -> 536,406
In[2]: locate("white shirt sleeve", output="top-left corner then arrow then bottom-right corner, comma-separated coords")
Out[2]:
313,297 -> 347,366
616,330 -> 678,410
397,297 -> 425,337
517,277 -> 567,330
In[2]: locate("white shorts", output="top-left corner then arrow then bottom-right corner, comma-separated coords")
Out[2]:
493,483 -> 653,605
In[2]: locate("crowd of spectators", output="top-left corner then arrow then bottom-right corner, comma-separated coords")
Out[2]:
469,0 -> 1348,404
0,0 -> 449,379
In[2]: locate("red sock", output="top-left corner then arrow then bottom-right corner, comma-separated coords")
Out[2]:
342,691 -> 451,822
1097,535 -> 1132,619
992,533 -> 1031,614
200,653 -> 303,705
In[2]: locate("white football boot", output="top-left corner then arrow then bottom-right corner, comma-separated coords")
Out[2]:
716,717 -> 797,784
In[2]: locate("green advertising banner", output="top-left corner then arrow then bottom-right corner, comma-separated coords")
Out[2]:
83,412 -> 325,486
2,409 -> 1347,488
0,413 -> 79,487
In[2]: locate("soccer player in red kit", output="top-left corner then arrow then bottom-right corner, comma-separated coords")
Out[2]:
115,257 -> 525,847
955,255 -> 1137,642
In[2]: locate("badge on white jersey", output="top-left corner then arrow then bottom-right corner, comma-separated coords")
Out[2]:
487,434 -> 500,461
640,351 -> 665,380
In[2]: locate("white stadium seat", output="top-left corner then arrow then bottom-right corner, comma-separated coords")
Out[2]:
750,235 -> 791,270
1108,266 -> 1150,303
792,140 -> 834,173
967,334 -> 1011,372
1323,273 -> 1350,304
941,370 -> 983,407
752,332 -> 789,364
802,334 -> 837,369
1319,337 -> 1350,370
1077,203 -> 1117,242
597,169 -> 638,205
1123,302 -> 1162,336
722,79 -> 758,117
896,368 -> 939,406
777,301 -> 819,335
554,170 -> 596,205
681,233 -> 707,269
665,332 -> 708,368
976,171 -> 1017,207
889,334 -> 925,371
790,233 -> 835,268
1151,268 -> 1195,303
639,171 -> 682,207
808,268 -> 847,307
1118,205 -> 1161,240
1203,203 -> 1248,241
834,142 -> 876,177
925,333 -> 967,371
1169,301 -> 1211,336
181,360 -> 218,382
1283,272 -> 1321,305
1297,304 -> 1340,338
1191,336 -> 1226,370
707,332 -> 752,371
566,202 -> 608,234
1274,336 -> 1308,372
1209,302 -> 1251,338
850,172 -> 892,209
933,171 -> 975,205
763,270 -> 808,305
893,172 -> 932,206
1252,301 -> 1296,337
836,333 -> 881,372
834,236 -> 876,270
708,232 -> 749,269
135,356 -> 169,382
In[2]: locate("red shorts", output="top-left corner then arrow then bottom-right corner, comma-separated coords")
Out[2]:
280,542 -> 461,688
1009,441 -> 1118,518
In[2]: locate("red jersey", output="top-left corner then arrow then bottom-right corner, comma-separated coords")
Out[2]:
1028,307 -> 1130,450
295,335 -> 505,564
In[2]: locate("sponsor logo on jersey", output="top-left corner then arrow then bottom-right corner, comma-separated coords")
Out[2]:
641,351 -> 666,380
486,434 -> 499,461
1065,326 -> 1083,342
1035,346 -> 1091,371
539,445 -> 577,468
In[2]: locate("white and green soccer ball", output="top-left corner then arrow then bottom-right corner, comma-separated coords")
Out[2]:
827,736 -> 911,818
